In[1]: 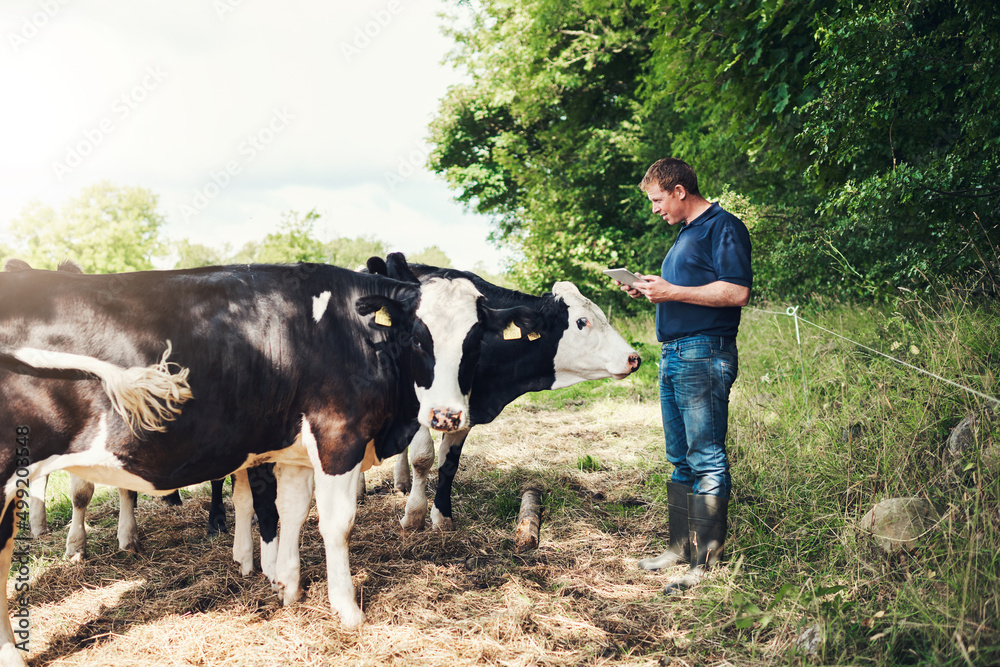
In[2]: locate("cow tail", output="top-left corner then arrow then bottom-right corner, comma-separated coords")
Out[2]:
102,341 -> 193,434
0,341 -> 193,435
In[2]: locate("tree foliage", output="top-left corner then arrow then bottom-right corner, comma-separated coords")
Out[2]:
6,182 -> 166,273
430,0 -> 1000,302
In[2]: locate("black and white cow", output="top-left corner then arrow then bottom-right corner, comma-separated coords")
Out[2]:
372,260 -> 642,530
227,260 -> 641,583
0,257 -> 532,663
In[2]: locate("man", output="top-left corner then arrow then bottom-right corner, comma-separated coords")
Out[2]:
620,157 -> 752,595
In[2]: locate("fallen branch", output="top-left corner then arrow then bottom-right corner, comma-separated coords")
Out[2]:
514,482 -> 543,553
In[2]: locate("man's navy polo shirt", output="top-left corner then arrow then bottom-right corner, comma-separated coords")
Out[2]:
656,202 -> 752,342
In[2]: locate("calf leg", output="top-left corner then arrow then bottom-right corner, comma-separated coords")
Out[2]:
208,478 -> 227,535
400,427 -> 434,531
116,489 -> 141,553
231,469 -> 254,576
393,447 -> 411,495
28,473 -> 48,537
249,464 -> 279,581
65,474 -> 95,562
430,429 -> 470,531
272,463 -> 314,606
313,459 -> 365,629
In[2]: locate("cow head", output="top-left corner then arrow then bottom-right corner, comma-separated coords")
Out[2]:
549,281 -> 640,389
358,255 -> 541,432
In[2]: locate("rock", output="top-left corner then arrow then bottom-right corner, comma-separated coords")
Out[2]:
943,409 -> 999,482
858,498 -> 941,554
795,623 -> 823,658
945,410 -> 997,459
841,422 -> 866,442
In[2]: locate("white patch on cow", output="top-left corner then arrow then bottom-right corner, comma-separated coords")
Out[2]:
231,469 -> 255,576
260,536 -> 278,582
550,281 -> 639,389
413,277 -> 482,431
312,290 -> 332,323
298,417 -> 366,629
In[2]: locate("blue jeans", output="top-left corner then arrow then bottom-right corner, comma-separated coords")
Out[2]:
659,335 -> 738,499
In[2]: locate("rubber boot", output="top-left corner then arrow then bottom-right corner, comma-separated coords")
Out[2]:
638,482 -> 691,570
664,493 -> 728,595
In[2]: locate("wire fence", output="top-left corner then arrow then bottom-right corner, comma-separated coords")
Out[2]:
746,306 -> 1000,416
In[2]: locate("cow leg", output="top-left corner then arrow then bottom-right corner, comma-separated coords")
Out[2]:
356,472 -> 366,503
313,459 -> 365,629
208,478 -> 227,535
231,469 -> 254,576
430,428 -> 471,531
393,447 -> 411,495
117,489 -> 141,553
65,474 -> 95,562
249,464 -> 279,581
28,473 -> 48,537
272,463 -> 314,606
1,498 -> 28,666
400,427 -> 434,531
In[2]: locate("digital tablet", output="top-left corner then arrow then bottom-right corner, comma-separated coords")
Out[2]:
602,268 -> 644,286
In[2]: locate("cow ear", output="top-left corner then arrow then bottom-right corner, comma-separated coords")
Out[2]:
58,259 -> 84,274
481,304 -> 542,341
4,258 -> 31,272
386,252 -> 420,284
365,256 -> 388,275
356,295 -> 405,327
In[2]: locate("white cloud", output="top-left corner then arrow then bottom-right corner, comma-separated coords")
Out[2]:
0,0 -> 502,271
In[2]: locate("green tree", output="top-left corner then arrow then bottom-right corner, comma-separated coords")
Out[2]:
408,245 -> 453,268
173,240 -> 229,269
8,181 -> 166,273
326,236 -> 388,270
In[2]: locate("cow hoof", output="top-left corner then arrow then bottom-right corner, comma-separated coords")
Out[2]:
338,606 -> 365,630
399,514 -> 424,532
31,527 -> 51,538
432,517 -> 455,532
121,540 -> 143,555
238,561 -> 254,577
207,517 -> 228,536
68,552 -> 84,564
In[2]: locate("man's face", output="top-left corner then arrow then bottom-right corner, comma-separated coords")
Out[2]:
644,183 -> 685,226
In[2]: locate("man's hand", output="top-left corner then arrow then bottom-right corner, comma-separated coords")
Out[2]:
615,277 -> 650,299
631,274 -> 750,307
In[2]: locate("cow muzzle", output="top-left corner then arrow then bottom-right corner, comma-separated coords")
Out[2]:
428,408 -> 465,432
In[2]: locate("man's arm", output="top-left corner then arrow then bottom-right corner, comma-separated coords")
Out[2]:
630,274 -> 749,307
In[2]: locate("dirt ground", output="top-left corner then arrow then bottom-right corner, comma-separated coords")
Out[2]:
11,396 -> 753,667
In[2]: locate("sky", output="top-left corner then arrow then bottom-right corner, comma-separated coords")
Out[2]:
0,0 -> 506,272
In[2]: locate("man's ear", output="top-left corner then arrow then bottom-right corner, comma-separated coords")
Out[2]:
386,252 -> 420,284
365,256 -> 388,276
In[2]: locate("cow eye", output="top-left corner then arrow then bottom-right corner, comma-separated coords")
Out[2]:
413,338 -> 423,350
576,317 -> 590,330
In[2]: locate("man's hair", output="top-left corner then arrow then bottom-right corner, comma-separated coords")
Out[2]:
638,158 -> 701,196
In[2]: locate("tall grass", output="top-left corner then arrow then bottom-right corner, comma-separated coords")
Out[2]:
722,290 -> 997,666
523,286 -> 998,665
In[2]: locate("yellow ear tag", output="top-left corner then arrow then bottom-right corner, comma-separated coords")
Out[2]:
374,306 -> 392,327
527,331 -> 541,341
502,321 -> 522,340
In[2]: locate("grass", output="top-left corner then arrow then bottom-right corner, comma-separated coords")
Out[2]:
8,286 -> 999,666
